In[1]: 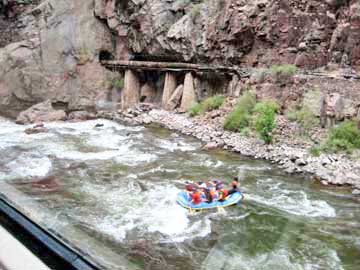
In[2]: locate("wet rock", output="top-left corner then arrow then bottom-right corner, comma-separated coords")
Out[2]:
24,127 -> 48,135
68,111 -> 96,121
321,180 -> 329,186
166,85 -> 183,111
295,158 -> 307,166
142,115 -> 153,124
202,142 -> 219,150
283,162 -> 297,174
33,122 -> 44,128
31,175 -> 59,192
136,103 -> 156,112
16,100 -> 66,124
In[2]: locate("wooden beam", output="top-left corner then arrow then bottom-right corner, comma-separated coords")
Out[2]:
100,60 -> 248,75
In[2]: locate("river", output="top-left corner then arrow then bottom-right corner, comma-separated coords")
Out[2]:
0,117 -> 359,270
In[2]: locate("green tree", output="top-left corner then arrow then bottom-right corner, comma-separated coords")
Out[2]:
253,101 -> 278,143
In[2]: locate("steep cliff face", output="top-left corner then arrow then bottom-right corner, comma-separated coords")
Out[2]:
0,0 -> 114,118
1,0 -> 359,119
97,0 -> 360,68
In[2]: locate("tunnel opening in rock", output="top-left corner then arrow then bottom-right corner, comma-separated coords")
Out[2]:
51,101 -> 69,112
99,50 -> 114,62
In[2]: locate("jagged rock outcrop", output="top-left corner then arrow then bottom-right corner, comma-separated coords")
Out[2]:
166,84 -> 183,110
1,0 -> 360,119
96,0 -> 360,69
0,0 -> 114,118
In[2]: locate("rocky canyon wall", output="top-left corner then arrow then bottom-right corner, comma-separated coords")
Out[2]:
97,0 -> 360,69
0,0 -> 115,118
1,0 -> 360,119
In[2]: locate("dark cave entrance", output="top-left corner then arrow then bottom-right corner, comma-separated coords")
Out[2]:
99,50 -> 114,62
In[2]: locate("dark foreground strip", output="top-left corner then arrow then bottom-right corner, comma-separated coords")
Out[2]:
0,195 -> 102,270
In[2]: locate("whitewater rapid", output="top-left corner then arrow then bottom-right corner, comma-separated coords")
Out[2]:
0,117 -> 358,270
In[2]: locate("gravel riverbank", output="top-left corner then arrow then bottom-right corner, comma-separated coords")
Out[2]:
98,106 -> 360,193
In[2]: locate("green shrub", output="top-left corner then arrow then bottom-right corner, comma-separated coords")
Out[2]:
223,92 -> 256,132
253,100 -> 278,143
188,102 -> 203,117
189,4 -> 201,22
240,127 -> 251,137
236,91 -> 257,112
309,146 -> 321,157
270,64 -> 297,75
224,107 -> 251,132
323,120 -> 360,153
286,106 -> 319,136
111,78 -> 124,89
296,107 -> 319,135
202,95 -> 225,111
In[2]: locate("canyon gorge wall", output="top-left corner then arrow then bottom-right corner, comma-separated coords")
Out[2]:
0,0 -> 359,119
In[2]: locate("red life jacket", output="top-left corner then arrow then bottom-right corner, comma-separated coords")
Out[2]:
219,189 -> 228,200
191,191 -> 201,204
185,183 -> 194,192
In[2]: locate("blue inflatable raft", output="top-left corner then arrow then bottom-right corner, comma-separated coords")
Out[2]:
176,191 -> 243,210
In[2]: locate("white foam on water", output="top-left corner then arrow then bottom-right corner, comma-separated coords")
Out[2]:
246,178 -> 336,218
45,119 -> 143,134
34,133 -> 157,165
0,122 -> 55,150
136,165 -> 178,176
201,247 -> 302,270
201,246 -> 344,270
87,133 -> 128,149
156,138 -> 198,152
0,153 -> 52,180
0,117 -> 28,135
79,183 -> 211,243
193,155 -> 225,168
203,159 -> 224,168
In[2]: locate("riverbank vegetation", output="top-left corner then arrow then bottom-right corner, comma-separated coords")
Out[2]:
223,92 -> 256,132
307,120 -> 360,156
188,95 -> 225,116
286,105 -> 319,137
323,120 -> 360,154
253,100 -> 279,143
224,92 -> 278,143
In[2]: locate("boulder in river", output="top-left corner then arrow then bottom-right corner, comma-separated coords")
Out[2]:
16,100 -> 66,124
31,175 -> 59,192
68,111 -> 96,121
24,127 -> 49,135
202,142 -> 219,150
